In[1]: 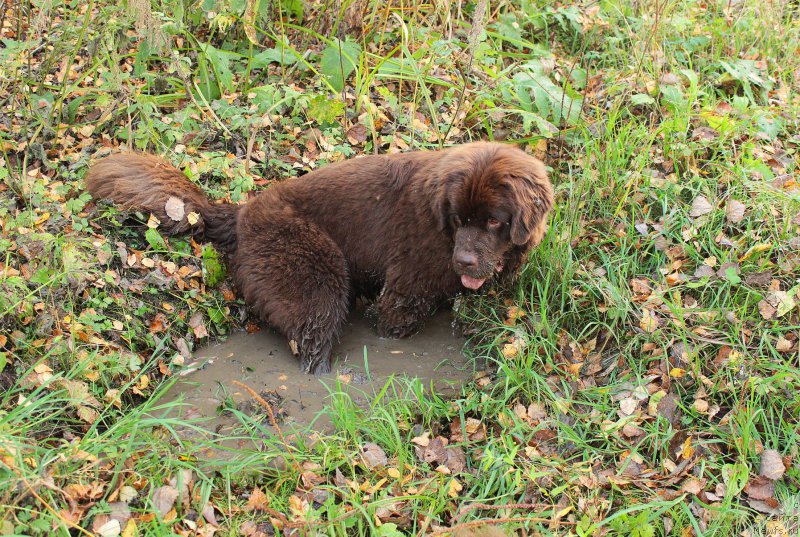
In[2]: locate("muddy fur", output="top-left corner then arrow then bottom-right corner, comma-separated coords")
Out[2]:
86,142 -> 554,374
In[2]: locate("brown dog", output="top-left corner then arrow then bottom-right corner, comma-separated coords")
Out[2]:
86,142 -> 554,374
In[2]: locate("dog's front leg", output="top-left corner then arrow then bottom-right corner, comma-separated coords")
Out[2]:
374,287 -> 440,339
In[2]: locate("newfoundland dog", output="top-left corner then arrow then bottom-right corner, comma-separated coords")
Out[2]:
86,142 -> 554,374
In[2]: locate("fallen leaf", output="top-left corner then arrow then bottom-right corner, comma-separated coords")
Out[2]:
759,291 -> 797,319
657,393 -> 679,424
288,495 -> 307,520
630,278 -> 652,295
745,475 -> 775,500
245,487 -> 269,511
682,477 -> 705,495
411,431 -> 430,447
690,195 -> 713,217
189,312 -> 209,338
775,337 -> 794,352
94,518 -> 121,537
620,398 -> 638,415
760,449 -> 786,480
151,485 -> 178,517
361,442 -> 388,469
758,299 -> 777,320
640,309 -> 659,333
726,200 -> 746,223
681,436 -> 695,460
165,197 -> 185,221
447,478 -> 462,498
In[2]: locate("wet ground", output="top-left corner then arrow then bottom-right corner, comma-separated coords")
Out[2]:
158,310 -> 474,450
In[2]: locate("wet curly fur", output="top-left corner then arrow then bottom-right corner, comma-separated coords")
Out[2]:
86,142 -> 554,374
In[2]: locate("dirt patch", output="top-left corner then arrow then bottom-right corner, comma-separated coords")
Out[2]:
158,310 -> 473,451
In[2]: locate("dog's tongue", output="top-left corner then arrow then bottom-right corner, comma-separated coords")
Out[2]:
461,275 -> 486,290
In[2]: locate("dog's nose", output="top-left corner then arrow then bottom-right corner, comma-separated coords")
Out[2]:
454,252 -> 479,269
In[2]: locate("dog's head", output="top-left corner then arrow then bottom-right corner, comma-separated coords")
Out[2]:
430,142 -> 554,290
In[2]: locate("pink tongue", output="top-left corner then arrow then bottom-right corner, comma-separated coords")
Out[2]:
461,275 -> 486,290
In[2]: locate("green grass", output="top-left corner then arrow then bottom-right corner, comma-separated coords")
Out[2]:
1,0 -> 800,535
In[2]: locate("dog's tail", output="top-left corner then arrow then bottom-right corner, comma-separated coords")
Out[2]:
86,153 -> 240,253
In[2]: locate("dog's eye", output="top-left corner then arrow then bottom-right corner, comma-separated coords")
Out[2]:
450,214 -> 462,228
487,217 -> 502,230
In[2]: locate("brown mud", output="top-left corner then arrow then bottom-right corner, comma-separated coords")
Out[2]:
158,310 -> 475,454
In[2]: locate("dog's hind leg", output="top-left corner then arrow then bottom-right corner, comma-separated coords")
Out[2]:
232,215 -> 349,375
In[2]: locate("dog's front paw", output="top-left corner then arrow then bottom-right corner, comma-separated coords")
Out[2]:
376,318 -> 420,339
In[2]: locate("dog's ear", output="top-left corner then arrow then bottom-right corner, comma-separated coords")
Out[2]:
429,179 -> 450,231
429,170 -> 466,232
508,161 -> 554,247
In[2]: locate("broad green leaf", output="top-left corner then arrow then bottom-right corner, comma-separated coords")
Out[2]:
251,47 -> 299,68
307,94 -> 344,125
200,43 -> 239,93
319,39 -> 361,92
145,228 -> 168,251
631,93 -> 655,106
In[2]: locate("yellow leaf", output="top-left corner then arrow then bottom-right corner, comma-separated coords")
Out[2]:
681,436 -> 695,460
502,342 -> 518,358
121,519 -> 137,537
555,505 -> 574,519
243,0 -> 259,44
670,368 -> 686,378
448,478 -> 462,498
34,212 -> 50,226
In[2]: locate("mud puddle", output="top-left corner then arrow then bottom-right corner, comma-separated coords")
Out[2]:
158,310 -> 473,451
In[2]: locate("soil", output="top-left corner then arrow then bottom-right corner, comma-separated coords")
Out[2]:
158,310 -> 475,455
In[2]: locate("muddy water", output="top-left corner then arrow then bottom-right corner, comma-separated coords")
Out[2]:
159,310 -> 473,448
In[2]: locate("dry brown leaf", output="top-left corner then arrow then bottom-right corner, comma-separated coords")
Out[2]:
746,475 -> 775,500
164,196 -> 185,221
93,517 -> 121,537
758,299 -> 777,320
775,337 -> 794,352
288,495 -> 307,520
361,442 -> 388,469
760,449 -> 786,480
726,200 -> 746,223
189,312 -> 209,339
245,487 -> 269,512
682,477 -> 705,495
639,309 -> 659,333
690,195 -> 713,217
411,431 -> 430,447
620,398 -> 638,415
759,291 -> 797,319
151,485 -> 178,516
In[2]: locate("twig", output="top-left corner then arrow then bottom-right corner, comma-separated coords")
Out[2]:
232,380 -> 302,472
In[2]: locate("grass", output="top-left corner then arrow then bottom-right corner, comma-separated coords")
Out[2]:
1,0 -> 800,535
